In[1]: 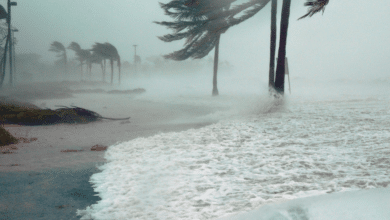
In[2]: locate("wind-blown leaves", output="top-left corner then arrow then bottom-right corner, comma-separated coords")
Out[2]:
91,43 -> 120,61
67,42 -> 82,52
49,41 -> 67,68
156,0 -> 240,60
298,0 -> 329,20
49,41 -> 66,53
91,42 -> 121,84
68,42 -> 91,64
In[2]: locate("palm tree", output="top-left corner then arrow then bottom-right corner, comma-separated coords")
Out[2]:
273,0 -> 291,94
274,0 -> 329,94
86,51 -> 104,79
68,42 -> 91,78
269,0 -> 277,92
91,42 -> 121,84
49,41 -> 67,73
156,0 -> 233,96
91,43 -> 109,82
218,0 -> 330,95
156,0 -> 330,95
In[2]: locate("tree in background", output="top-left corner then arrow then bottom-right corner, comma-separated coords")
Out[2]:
86,51 -> 104,77
48,41 -> 67,73
91,42 -> 121,84
91,43 -> 109,82
67,42 -> 91,79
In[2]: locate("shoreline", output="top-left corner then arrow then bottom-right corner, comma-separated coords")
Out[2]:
0,81 -> 222,219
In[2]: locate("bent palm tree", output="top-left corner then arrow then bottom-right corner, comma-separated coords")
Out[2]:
156,0 -> 330,95
156,0 -> 233,96
49,41 -> 67,73
91,43 -> 121,84
68,42 -> 91,77
86,51 -> 104,78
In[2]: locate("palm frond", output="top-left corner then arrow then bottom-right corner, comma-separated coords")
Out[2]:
49,41 -> 66,53
68,42 -> 81,52
91,42 -> 120,63
298,0 -> 329,20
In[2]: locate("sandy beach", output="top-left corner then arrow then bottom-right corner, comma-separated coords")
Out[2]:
0,80 -> 221,219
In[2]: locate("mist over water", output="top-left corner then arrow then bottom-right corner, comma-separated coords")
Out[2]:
1,0 -> 389,219
75,74 -> 390,219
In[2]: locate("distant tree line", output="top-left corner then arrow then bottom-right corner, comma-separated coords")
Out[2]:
49,41 -> 121,85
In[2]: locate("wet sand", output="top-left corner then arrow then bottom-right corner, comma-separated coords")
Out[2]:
0,81 -> 219,219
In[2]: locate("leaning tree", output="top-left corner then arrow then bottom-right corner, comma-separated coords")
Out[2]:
86,51 -> 104,77
91,42 -> 121,84
68,42 -> 91,78
49,41 -> 67,73
223,0 -> 330,95
157,0 -> 330,95
156,0 -> 236,96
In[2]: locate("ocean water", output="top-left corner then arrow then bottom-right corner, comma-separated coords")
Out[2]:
77,77 -> 390,220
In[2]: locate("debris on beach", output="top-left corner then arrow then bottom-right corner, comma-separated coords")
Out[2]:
1,101 -> 130,126
1,144 -> 18,154
0,126 -> 18,146
60,149 -> 84,153
106,88 -> 145,94
55,204 -> 72,209
91,144 -> 108,151
18,137 -> 38,143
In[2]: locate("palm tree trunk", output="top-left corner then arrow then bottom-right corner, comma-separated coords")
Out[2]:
0,36 -> 9,87
103,59 -> 106,82
274,0 -> 291,95
88,63 -> 92,80
212,34 -> 220,96
118,59 -> 121,85
80,61 -> 83,81
110,59 -> 114,85
269,0 -> 277,92
64,52 -> 67,75
100,61 -> 104,82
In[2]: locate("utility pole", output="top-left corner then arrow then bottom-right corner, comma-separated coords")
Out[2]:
133,44 -> 137,73
7,0 -> 16,86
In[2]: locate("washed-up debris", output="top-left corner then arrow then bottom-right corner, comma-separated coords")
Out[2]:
72,88 -> 106,94
106,88 -> 145,94
70,88 -> 145,94
0,126 -> 18,146
55,204 -> 72,209
60,149 -> 84,153
1,144 -> 18,154
1,104 -> 130,126
91,144 -> 108,151
17,137 -> 38,143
